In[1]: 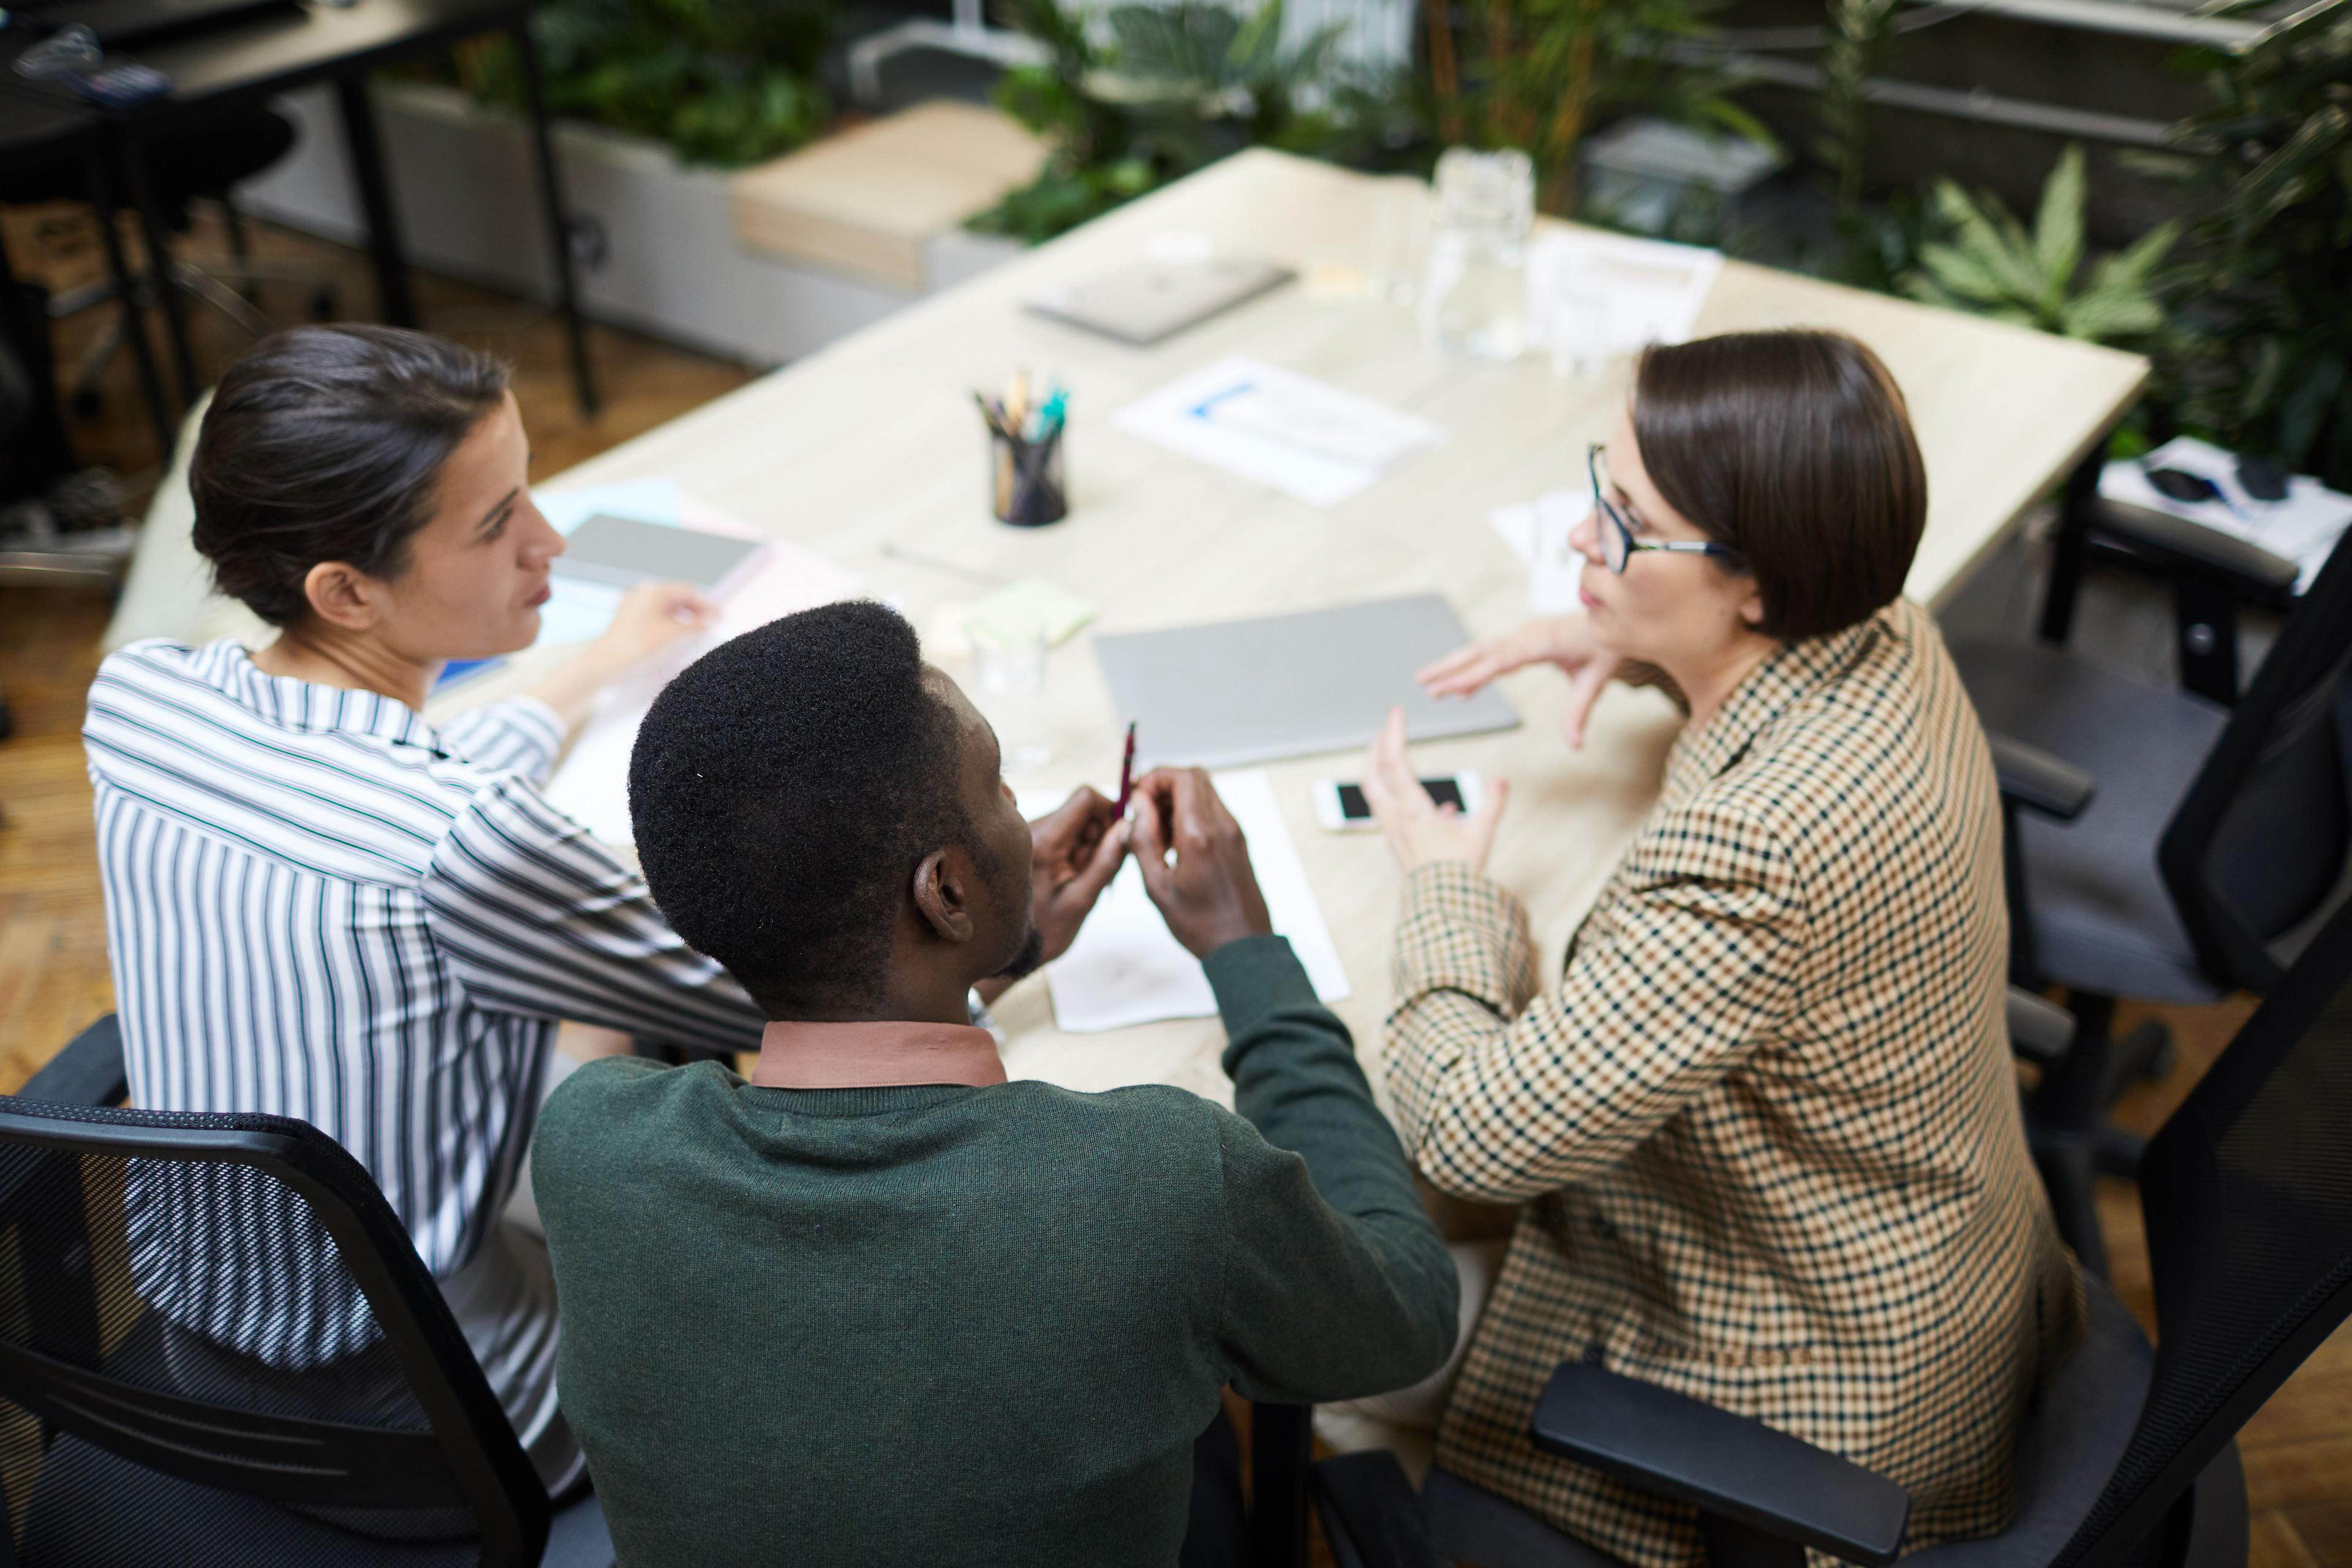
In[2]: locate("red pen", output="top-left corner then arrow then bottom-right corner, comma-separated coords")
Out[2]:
1114,722 -> 1138,816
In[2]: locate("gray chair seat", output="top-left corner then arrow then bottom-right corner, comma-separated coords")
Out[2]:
1954,641 -> 2230,1003
1419,1278 -> 2150,1568
1907,1277 -> 2150,1567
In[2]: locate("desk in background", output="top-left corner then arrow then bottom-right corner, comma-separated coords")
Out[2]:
463,148 -> 2149,1111
0,0 -> 595,417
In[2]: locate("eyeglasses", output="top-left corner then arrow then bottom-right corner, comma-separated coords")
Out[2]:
1588,443 -> 1745,576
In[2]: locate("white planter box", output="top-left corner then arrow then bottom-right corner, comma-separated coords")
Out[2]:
237,81 -> 1023,366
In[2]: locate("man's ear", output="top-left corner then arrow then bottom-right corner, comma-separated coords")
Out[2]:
909,847 -> 976,944
302,561 -> 384,633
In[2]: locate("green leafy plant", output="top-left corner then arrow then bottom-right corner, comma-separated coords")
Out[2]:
2143,0 -> 2352,488
1451,0 -> 1773,214
971,0 -> 1414,244
1902,145 -> 2177,344
462,0 -> 834,167
1812,0 -> 1899,284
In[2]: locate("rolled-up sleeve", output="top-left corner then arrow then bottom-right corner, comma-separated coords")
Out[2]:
437,698 -> 567,785
1383,801 -> 1807,1204
421,772 -> 766,1054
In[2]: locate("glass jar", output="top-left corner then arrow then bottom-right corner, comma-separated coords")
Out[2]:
1419,148 -> 1535,360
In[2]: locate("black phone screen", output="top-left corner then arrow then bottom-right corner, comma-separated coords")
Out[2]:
1336,778 -> 1463,820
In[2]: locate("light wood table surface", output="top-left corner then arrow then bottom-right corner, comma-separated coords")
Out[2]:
503,148 -> 2148,1110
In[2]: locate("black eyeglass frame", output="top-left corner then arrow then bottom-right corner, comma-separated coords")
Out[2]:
1588,443 -> 1746,575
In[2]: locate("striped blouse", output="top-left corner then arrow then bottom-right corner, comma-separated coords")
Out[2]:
84,639 -> 765,1306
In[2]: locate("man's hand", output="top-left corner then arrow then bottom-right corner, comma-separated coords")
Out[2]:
1128,767 -> 1273,960
1362,708 -> 1510,874
1026,785 -> 1129,967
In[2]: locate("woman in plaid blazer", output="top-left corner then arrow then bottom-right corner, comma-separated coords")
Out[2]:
1361,330 -> 2080,1566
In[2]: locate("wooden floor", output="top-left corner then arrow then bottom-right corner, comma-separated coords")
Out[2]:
1,205 -> 2343,1561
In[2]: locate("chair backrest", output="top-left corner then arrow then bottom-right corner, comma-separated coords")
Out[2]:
0,1096 -> 551,1567
2160,533 -> 2352,991
2054,895 -> 2352,1568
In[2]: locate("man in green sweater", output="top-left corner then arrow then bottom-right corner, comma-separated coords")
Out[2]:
531,601 -> 1457,1566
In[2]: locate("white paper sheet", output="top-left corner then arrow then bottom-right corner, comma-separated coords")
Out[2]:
1112,355 -> 1444,507
1490,485 -> 1591,613
2099,437 -> 2352,594
1018,769 -> 1349,1033
540,497 -> 863,845
1525,232 -> 1722,364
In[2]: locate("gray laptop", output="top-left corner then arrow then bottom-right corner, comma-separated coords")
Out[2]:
1026,258 -> 1295,347
1093,594 -> 1521,770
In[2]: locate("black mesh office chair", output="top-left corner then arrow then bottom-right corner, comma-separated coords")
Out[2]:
1309,891 -> 2352,1568
0,1023 -> 613,1567
1948,528 -> 2352,1277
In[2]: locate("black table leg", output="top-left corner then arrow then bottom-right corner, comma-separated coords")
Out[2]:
335,74 -> 419,328
82,146 -> 176,454
117,137 -> 201,407
2037,435 -> 2110,647
513,18 -> 597,417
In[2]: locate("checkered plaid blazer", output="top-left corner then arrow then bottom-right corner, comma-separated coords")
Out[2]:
1385,598 -> 2081,1567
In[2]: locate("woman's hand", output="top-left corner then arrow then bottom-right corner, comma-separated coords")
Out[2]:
1362,708 -> 1510,874
1417,612 -> 1623,748
589,580 -> 716,674
528,580 -> 716,728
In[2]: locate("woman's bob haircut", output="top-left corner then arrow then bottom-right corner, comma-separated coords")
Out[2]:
1631,329 -> 1928,643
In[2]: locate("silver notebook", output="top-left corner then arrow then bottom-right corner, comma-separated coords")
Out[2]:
1093,595 -> 1521,770
1026,257 -> 1295,347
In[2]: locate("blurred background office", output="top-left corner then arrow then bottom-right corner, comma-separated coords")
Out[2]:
1,0 -> 2346,1561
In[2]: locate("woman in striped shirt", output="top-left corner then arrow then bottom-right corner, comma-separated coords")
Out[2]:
83,325 -> 769,1494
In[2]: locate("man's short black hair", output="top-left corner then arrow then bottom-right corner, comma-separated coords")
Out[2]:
629,601 -> 970,1014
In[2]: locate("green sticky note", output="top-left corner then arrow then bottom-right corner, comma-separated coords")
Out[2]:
967,578 -> 1097,646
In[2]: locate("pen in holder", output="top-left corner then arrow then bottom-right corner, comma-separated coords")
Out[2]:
978,378 -> 1069,527
991,423 -> 1068,527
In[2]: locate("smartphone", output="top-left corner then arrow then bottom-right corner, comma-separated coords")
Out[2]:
1312,773 -> 1483,832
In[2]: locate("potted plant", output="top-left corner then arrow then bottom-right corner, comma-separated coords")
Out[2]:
2143,0 -> 2352,488
970,0 -> 1416,245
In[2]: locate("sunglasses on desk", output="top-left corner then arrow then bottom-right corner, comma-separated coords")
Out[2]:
1588,444 -> 1746,576
2142,454 -> 2291,510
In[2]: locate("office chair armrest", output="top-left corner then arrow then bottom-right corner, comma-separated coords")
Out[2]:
2005,987 -> 2076,1068
17,1015 -> 129,1107
1988,735 -> 2096,822
1532,1362 -> 1909,1568
1310,1450 -> 1443,1568
2089,499 -> 2300,601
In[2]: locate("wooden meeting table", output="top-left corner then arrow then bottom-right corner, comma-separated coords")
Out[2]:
454,148 -> 2149,1112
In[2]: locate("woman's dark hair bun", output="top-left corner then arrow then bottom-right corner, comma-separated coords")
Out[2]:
190,325 -> 511,627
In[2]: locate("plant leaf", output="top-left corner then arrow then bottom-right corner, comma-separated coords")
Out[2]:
1924,179 -> 2045,304
1913,241 -> 2016,304
2060,288 -> 2164,341
2032,145 -> 2086,307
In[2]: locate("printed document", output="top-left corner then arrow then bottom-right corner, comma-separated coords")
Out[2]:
1490,484 -> 1592,613
1112,356 -> 1443,507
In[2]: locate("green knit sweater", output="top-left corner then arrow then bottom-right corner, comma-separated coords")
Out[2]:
532,936 -> 1457,1566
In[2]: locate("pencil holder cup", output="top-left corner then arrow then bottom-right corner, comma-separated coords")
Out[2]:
990,424 -> 1068,527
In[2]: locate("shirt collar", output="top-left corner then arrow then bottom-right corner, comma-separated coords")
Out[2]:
753,1019 -> 1008,1090
1664,608 -> 1890,798
211,641 -> 440,752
